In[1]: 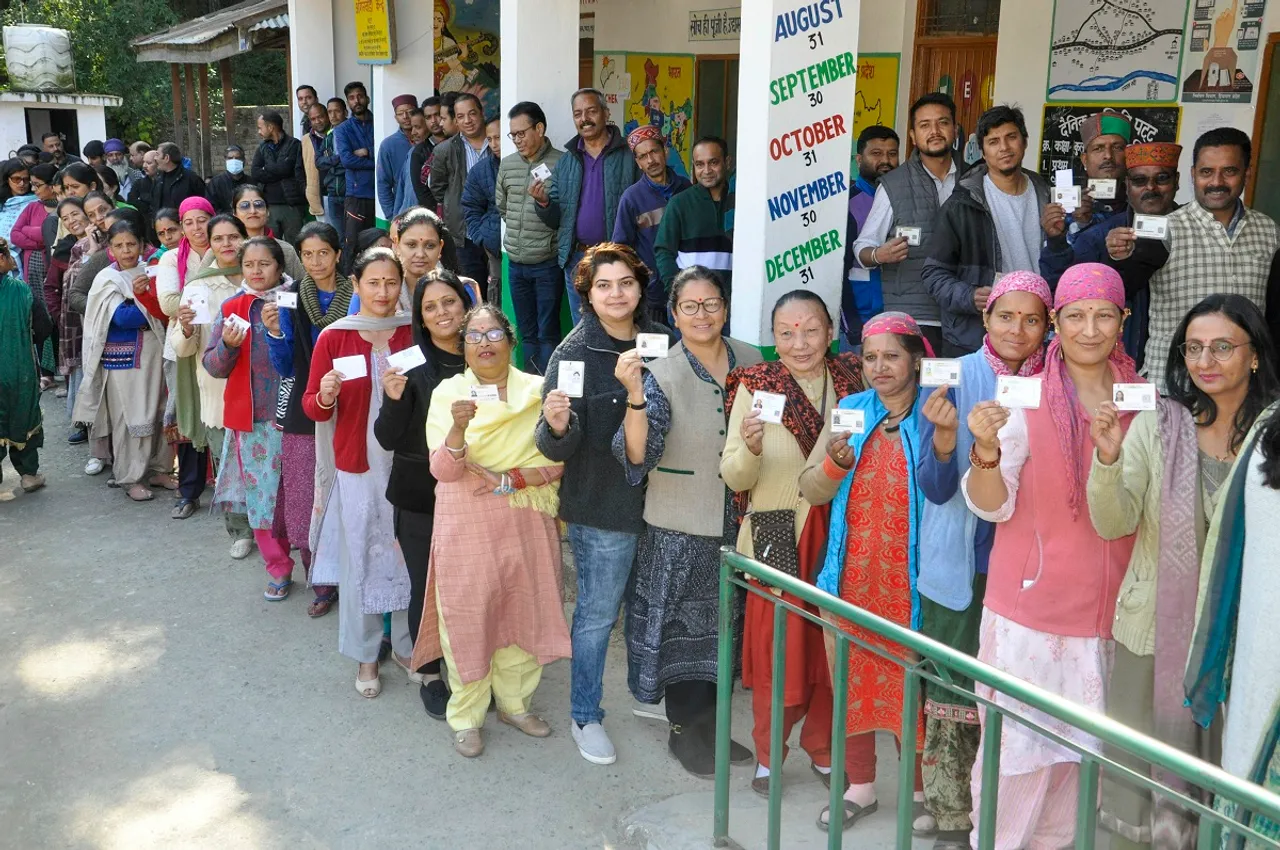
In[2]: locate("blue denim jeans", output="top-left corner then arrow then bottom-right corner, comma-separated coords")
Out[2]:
567,523 -> 639,725
323,195 -> 344,232
564,248 -> 585,327
508,258 -> 564,374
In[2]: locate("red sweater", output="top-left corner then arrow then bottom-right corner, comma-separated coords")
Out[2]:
303,324 -> 414,473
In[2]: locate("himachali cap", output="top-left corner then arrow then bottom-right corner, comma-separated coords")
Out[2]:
1079,112 -> 1133,145
627,124 -> 665,151
392,94 -> 417,110
1126,142 -> 1182,169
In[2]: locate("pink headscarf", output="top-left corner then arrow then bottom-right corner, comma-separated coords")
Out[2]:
983,270 -> 1053,378
1045,263 -> 1142,516
175,196 -> 215,291
861,311 -> 936,356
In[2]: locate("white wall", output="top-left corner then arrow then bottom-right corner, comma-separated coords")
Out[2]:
0,103 -> 28,157
331,0 -> 371,97
0,103 -> 106,158
289,0 -> 336,131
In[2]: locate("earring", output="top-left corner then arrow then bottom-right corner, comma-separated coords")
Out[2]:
1252,362 -> 1259,373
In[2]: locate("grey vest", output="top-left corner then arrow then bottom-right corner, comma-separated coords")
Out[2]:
878,154 -> 949,323
642,339 -> 762,537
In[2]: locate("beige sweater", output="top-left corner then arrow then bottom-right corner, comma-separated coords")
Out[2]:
167,268 -> 241,429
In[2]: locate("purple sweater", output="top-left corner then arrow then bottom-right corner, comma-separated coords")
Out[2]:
610,170 -> 692,302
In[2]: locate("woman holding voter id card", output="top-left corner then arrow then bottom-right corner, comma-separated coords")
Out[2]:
962,263 -> 1141,849
798,310 -> 929,833
721,289 -> 862,797
1086,294 -> 1279,850
301,247 -> 415,698
416,304 -> 570,757
914,270 -> 1052,843
535,243 -> 671,767
614,266 -> 761,778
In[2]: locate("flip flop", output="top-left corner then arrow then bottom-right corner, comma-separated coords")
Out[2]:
264,579 -> 293,601
817,799 -> 878,833
125,484 -> 154,502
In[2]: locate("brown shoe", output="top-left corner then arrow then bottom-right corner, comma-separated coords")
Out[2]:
751,774 -> 771,797
19,474 -> 45,493
498,711 -> 551,738
454,728 -> 484,758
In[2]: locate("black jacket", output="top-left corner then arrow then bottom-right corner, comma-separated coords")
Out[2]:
534,310 -> 672,533
251,135 -> 306,208
410,140 -> 437,209
150,166 -> 207,214
207,171 -> 250,216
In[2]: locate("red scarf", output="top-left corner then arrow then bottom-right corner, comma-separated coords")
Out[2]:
219,291 -> 260,432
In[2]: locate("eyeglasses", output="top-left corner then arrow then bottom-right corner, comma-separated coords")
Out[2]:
236,199 -> 267,211
1127,172 -> 1176,188
1179,339 -> 1251,362
508,128 -> 534,143
7,174 -> 28,184
676,297 -> 725,316
464,328 -> 507,345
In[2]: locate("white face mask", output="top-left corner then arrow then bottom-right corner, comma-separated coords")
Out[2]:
226,158 -> 245,175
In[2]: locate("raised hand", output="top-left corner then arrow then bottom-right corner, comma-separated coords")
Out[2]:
1090,401 -> 1124,466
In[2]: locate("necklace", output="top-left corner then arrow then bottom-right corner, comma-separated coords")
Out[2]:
882,391 -> 917,433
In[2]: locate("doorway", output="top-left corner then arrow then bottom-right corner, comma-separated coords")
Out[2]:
695,55 -> 739,159
908,0 -> 1000,160
25,107 -> 81,155
1249,33 -> 1280,219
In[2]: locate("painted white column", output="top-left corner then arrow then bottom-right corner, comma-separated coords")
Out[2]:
370,0 -> 437,220
499,0 -> 579,159
287,0 -> 337,133
731,0 -> 861,347
75,106 -> 108,149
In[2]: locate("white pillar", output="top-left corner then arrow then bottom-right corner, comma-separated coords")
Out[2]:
500,0 -> 579,159
370,0 -> 437,220
731,0 -> 861,348
287,0 -> 336,133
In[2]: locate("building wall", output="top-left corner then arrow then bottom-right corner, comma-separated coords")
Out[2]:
0,103 -> 106,160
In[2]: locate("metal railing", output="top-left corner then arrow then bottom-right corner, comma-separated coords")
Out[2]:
712,548 -> 1280,850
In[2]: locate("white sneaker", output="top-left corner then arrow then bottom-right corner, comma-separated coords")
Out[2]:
229,538 -> 255,560
84,457 -> 107,475
571,721 -> 617,765
632,698 -> 667,722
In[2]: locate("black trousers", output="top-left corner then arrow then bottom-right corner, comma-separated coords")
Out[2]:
342,196 -> 376,275
665,680 -> 718,730
176,442 -> 207,501
394,506 -> 440,675
456,238 -> 491,301
0,442 -> 39,479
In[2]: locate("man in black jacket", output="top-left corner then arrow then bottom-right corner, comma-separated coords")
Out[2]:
251,110 -> 307,242
207,145 -> 251,215
922,105 -> 1050,354
150,142 -> 207,213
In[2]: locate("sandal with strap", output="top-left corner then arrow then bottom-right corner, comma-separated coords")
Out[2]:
307,588 -> 338,618
171,499 -> 197,519
355,672 -> 381,699
392,652 -> 426,685
125,484 -> 154,502
264,579 -> 293,601
817,799 -> 878,833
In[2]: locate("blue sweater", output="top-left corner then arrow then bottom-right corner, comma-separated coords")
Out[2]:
333,115 -> 375,200
461,151 -> 500,255
611,169 -> 691,305
267,288 -> 337,378
376,130 -> 413,217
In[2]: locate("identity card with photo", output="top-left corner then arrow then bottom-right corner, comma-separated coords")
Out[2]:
225,313 -> 251,334
1052,185 -> 1081,212
469,384 -> 501,402
531,163 -> 553,183
332,354 -> 368,381
182,287 -> 212,325
387,346 -> 427,373
751,390 -> 786,424
1112,383 -> 1156,411
636,333 -> 669,358
1087,178 -> 1117,200
894,226 -> 922,247
831,408 -> 865,435
1133,214 -> 1169,240
558,360 -> 586,398
996,375 -> 1042,409
276,291 -> 298,309
920,358 -> 962,387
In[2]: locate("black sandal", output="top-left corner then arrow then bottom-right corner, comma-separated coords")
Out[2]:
817,799 -> 878,832
171,499 -> 197,520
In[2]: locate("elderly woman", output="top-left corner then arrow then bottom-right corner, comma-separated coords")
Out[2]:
721,289 -> 862,795
72,220 -> 171,501
614,265 -> 762,777
1089,295 -> 1279,849
798,311 -> 930,832
535,242 -> 672,766
169,214 -> 255,553
913,271 -> 1053,845
302,247 -> 417,696
374,269 -> 472,718
412,304 -> 570,758
962,263 -> 1141,848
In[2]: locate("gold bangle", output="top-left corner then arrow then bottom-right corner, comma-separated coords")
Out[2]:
316,396 -> 335,410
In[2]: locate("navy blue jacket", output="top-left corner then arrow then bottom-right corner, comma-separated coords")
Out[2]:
332,114 -> 375,200
461,151 -> 500,255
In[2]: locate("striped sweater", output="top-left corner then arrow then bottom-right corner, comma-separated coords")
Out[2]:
654,183 -> 734,295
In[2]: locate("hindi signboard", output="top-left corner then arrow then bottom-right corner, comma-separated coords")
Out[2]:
355,0 -> 396,66
1038,104 -> 1181,185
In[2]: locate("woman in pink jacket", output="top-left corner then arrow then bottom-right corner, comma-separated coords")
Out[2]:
961,263 -> 1141,849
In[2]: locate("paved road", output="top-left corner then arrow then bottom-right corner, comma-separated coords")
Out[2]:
1,394 -> 915,849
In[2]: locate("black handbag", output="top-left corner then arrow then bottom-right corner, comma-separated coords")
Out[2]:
748,508 -> 800,578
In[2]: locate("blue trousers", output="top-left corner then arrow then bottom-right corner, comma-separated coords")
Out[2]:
567,523 -> 639,725
509,258 -> 564,374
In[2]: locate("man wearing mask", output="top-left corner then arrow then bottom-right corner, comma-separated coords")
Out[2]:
1106,127 -> 1278,389
428,92 -> 492,286
318,98 -> 348,231
923,104 -> 1049,355
392,108 -> 431,216
150,142 -> 207,212
333,81 -> 376,269
104,139 -> 142,201
841,126 -> 900,349
295,84 -> 319,140
852,92 -> 960,353
251,110 -> 307,242
611,125 -> 692,322
301,103 -> 331,224
654,136 -> 734,295
376,94 -> 417,220
497,100 -> 564,373
208,145 -> 250,214
41,132 -> 79,167
461,116 -> 504,292
533,88 -> 640,320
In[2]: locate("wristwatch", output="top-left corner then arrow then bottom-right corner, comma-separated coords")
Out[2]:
627,398 -> 647,411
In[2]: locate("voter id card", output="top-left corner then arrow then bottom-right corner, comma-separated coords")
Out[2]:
996,376 -> 1042,409
1087,178 -> 1117,200
920,358 -> 962,387
831,408 -> 865,435
468,384 -> 501,402
224,313 -> 250,334
531,163 -> 552,183
1052,185 -> 1081,212
1133,214 -> 1169,240
894,226 -> 922,247
636,333 -> 669,358
332,354 -> 368,380
275,291 -> 298,309
558,360 -> 585,398
1112,383 -> 1156,411
751,391 -> 785,424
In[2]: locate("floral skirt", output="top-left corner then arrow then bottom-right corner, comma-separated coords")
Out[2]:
212,421 -> 282,530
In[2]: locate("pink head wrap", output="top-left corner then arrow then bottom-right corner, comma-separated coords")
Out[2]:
861,311 -> 936,356
175,196 -> 216,291
982,271 -> 1053,378
1045,263 -> 1142,517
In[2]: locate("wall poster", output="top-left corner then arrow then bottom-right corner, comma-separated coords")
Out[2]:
433,0 -> 500,118
594,52 -> 696,174
1181,0 -> 1267,104
851,53 -> 899,142
1039,103 -> 1182,184
1047,0 -> 1188,102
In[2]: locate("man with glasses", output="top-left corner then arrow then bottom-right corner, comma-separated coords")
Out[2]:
497,100 -> 563,373
1106,128 -> 1279,390
377,94 -> 418,220
208,145 -> 251,215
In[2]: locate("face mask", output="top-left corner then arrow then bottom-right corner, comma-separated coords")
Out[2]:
226,158 -> 245,175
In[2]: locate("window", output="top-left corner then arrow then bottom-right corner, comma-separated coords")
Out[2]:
918,0 -> 1001,37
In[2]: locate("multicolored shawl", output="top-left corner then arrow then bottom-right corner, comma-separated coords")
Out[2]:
0,273 -> 43,448
724,352 -> 863,513
982,269 -> 1052,377
1046,263 -> 1141,516
299,273 -> 353,330
174,196 -> 215,292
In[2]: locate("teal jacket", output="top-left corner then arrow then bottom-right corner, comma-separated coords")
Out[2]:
816,388 -> 928,630
535,125 -> 639,267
